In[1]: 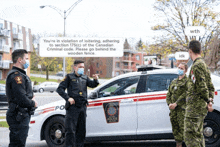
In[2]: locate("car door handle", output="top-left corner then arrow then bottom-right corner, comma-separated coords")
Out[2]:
121,99 -> 134,103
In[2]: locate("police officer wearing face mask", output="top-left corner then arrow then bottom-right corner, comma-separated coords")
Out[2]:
166,62 -> 188,147
57,60 -> 99,147
6,49 -> 38,147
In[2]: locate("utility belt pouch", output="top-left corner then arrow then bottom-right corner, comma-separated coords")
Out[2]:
16,106 -> 29,122
16,111 -> 24,122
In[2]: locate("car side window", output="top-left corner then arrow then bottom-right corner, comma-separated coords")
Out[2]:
98,76 -> 140,98
146,74 -> 178,92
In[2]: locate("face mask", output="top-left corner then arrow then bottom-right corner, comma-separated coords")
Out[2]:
23,60 -> 29,69
177,69 -> 184,76
77,68 -> 84,75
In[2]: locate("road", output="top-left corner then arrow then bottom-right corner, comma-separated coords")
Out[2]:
30,74 -> 108,85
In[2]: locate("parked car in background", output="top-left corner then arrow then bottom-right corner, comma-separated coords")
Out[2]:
56,71 -> 64,77
0,84 -> 7,110
33,82 -> 59,93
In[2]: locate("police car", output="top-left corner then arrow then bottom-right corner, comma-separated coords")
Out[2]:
28,68 -> 220,147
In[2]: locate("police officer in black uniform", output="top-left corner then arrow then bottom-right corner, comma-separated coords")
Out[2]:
57,60 -> 99,147
6,49 -> 38,147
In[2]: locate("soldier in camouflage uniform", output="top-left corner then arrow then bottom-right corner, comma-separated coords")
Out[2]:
167,62 -> 188,147
184,40 -> 215,147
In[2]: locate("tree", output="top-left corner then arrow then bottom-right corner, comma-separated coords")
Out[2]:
31,34 -> 63,80
151,0 -> 220,57
136,39 -> 143,50
66,57 -> 75,73
205,30 -> 220,70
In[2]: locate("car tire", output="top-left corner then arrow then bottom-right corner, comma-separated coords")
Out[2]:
39,88 -> 44,93
50,91 -> 54,93
204,111 -> 220,147
44,116 -> 65,147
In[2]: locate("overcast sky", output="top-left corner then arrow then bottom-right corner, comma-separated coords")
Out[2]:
0,0 -> 157,46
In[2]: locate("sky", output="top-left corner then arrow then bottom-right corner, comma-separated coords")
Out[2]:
0,0 -> 157,47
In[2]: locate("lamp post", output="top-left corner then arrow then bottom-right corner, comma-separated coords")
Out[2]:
40,0 -> 82,78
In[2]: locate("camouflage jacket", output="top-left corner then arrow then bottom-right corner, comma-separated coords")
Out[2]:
166,75 -> 188,110
186,57 -> 215,117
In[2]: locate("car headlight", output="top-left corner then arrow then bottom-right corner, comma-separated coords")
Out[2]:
33,109 -> 44,117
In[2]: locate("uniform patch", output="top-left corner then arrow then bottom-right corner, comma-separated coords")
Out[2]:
72,79 -> 76,82
103,101 -> 119,123
14,72 -> 19,74
14,76 -> 22,84
191,74 -> 196,83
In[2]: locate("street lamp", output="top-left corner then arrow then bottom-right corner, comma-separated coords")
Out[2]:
40,0 -> 83,78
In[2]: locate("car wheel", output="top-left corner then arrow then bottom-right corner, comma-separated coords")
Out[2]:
44,116 -> 65,147
50,91 -> 54,93
39,88 -> 44,93
204,111 -> 220,147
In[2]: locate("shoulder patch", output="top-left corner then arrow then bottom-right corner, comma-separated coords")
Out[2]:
14,76 -> 22,84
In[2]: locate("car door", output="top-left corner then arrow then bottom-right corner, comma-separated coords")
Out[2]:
86,75 -> 141,137
43,82 -> 50,91
137,74 -> 178,135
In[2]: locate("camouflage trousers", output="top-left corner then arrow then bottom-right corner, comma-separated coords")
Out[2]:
169,108 -> 185,142
184,116 -> 206,147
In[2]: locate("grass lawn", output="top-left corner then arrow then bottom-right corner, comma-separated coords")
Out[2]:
0,116 -> 6,119
30,76 -> 60,85
0,80 -> 6,84
0,121 -> 9,128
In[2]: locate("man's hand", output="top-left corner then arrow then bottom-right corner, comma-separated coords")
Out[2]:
92,74 -> 99,80
169,103 -> 177,110
68,98 -> 75,105
208,102 -> 214,112
32,96 -> 38,107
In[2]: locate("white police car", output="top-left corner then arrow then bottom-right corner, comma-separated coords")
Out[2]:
28,68 -> 220,147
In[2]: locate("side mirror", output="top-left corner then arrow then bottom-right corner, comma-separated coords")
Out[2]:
89,92 -> 98,99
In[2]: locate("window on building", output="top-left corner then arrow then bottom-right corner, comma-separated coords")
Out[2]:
96,71 -> 99,74
136,64 -> 139,67
96,63 -> 99,68
0,23 -> 3,29
136,55 -> 140,60
13,28 -> 17,34
116,72 -> 120,76
100,71 -> 102,74
116,62 -> 120,68
0,70 -> 2,80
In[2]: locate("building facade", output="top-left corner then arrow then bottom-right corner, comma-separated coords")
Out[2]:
76,49 -> 148,78
0,19 -> 33,79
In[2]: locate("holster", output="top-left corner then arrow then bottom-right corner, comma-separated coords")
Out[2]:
16,106 -> 29,122
75,98 -> 88,108
65,101 -> 71,110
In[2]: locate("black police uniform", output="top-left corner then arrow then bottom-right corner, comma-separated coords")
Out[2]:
56,72 -> 99,147
6,66 -> 35,147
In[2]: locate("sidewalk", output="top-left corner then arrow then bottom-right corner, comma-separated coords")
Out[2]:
0,110 -> 6,122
